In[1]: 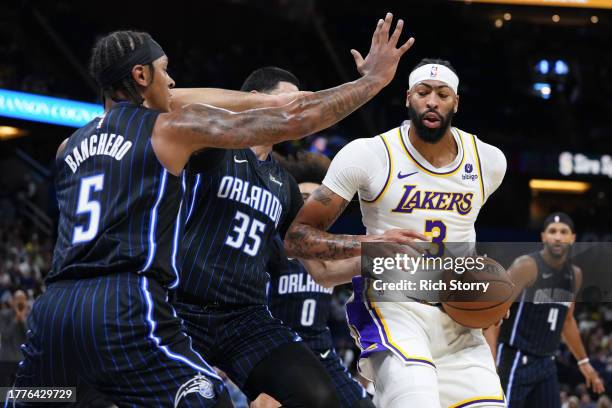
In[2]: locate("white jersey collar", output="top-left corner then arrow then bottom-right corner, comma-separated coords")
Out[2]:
399,120 -> 464,174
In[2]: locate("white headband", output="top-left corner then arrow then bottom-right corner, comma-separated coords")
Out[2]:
408,64 -> 459,94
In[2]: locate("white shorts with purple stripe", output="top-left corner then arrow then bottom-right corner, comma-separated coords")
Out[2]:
346,277 -> 506,407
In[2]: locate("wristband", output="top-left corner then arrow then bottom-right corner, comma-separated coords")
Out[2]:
577,358 -> 590,366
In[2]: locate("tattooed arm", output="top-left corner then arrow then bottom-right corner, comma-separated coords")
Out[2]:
169,88 -> 304,112
300,257 -> 361,288
152,13 -> 415,175
285,185 -> 426,260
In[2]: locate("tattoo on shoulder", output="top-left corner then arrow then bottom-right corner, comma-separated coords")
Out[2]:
312,186 -> 334,206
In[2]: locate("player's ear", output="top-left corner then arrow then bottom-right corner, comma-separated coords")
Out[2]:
570,232 -> 576,245
540,232 -> 546,242
405,90 -> 411,107
454,95 -> 460,113
131,64 -> 148,87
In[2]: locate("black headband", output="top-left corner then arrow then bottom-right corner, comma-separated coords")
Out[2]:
97,38 -> 165,88
543,212 -> 575,233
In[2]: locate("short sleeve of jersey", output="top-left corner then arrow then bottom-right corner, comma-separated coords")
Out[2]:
322,137 -> 389,202
476,138 -> 507,201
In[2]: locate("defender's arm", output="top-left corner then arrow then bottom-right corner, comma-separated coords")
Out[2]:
561,267 -> 605,393
153,13 -> 414,175
170,88 -> 300,112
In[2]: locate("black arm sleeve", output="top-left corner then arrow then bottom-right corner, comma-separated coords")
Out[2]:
278,173 -> 303,239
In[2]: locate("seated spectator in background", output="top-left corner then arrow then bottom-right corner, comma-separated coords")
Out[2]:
564,396 -> 580,408
0,289 -> 29,386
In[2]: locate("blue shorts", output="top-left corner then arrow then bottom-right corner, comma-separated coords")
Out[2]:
12,273 -> 226,407
497,343 -> 560,408
173,300 -> 300,392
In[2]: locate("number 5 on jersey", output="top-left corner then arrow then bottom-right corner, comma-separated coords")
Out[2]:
225,211 -> 266,256
73,174 -> 104,244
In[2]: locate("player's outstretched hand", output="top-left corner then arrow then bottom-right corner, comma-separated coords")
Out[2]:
351,12 -> 415,86
580,362 -> 606,393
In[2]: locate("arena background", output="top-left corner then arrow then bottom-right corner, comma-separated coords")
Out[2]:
0,0 -> 611,406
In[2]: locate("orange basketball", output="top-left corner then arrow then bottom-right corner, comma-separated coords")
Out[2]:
441,256 -> 515,329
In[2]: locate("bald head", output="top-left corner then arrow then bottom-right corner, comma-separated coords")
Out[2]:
13,290 -> 26,302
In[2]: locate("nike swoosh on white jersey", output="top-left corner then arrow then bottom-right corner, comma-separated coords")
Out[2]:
234,155 -> 248,163
320,349 -> 331,359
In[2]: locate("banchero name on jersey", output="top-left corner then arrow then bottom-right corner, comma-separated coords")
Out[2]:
49,102 -> 184,286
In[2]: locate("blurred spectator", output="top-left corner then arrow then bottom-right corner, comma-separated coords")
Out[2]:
598,395 -> 611,408
0,290 -> 29,386
564,396 -> 580,408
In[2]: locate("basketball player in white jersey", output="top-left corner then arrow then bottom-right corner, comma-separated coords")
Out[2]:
285,58 -> 507,407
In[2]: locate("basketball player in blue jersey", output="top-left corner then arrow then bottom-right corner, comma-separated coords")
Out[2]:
9,14 -> 415,407
175,64 -> 407,406
260,151 -> 375,408
485,213 -> 604,407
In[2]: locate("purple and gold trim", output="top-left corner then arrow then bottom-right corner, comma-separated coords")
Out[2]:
450,393 -> 506,408
399,125 -> 465,176
362,134 -> 393,204
468,132 -> 486,205
346,277 -> 436,368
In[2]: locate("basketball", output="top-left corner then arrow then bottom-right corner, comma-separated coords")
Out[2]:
441,256 -> 515,329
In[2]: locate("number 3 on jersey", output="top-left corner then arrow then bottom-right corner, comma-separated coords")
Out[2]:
424,219 -> 447,257
73,174 -> 105,244
225,211 -> 266,256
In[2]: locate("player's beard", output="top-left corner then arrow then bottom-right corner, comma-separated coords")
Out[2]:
407,105 -> 454,144
544,241 -> 571,259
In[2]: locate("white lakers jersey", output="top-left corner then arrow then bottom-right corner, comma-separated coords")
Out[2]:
323,121 -> 506,243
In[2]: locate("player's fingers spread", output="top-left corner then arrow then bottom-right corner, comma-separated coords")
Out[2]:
389,19 -> 404,47
384,12 -> 393,27
399,37 -> 416,55
350,49 -> 364,65
379,12 -> 392,40
372,19 -> 384,47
